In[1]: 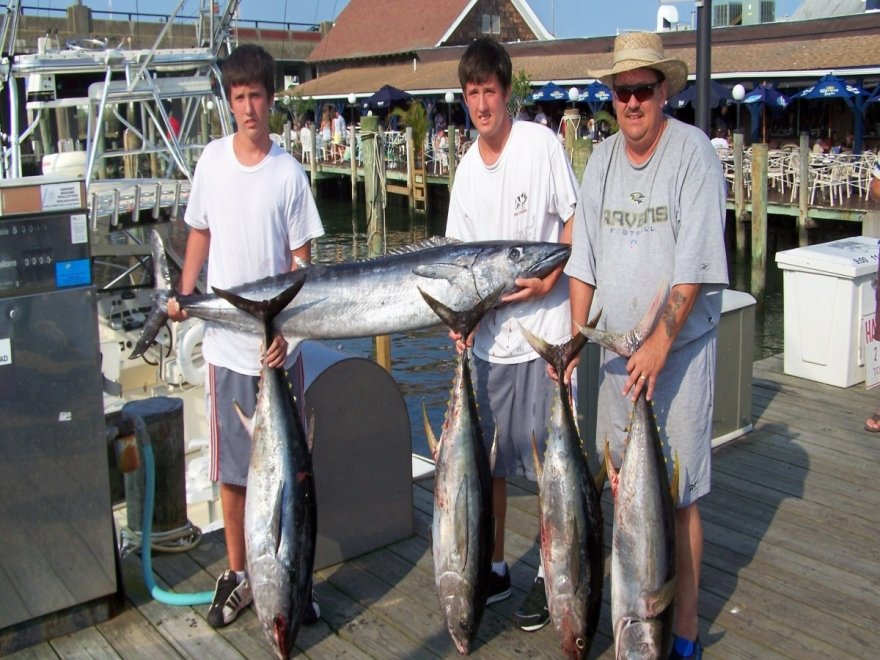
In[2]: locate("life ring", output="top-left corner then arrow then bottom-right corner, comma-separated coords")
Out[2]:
178,321 -> 205,385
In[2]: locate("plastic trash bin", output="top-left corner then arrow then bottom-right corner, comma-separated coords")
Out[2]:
775,236 -> 879,387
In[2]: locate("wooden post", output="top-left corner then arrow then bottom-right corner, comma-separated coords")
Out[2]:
148,121 -> 158,178
350,124 -> 357,203
405,126 -> 415,211
447,124 -> 456,189
797,131 -> 810,247
361,115 -> 391,372
733,131 -> 746,267
751,143 -> 768,301
571,137 -> 592,182
309,122 -> 317,195
563,108 -> 577,160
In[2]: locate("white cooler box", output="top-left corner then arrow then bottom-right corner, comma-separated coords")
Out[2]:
775,236 -> 879,387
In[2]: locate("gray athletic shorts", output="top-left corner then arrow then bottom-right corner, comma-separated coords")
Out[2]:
206,362 -> 304,486
474,356 -> 555,481
596,330 -> 716,508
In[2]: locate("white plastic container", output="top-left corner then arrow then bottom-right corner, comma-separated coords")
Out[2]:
775,236 -> 879,387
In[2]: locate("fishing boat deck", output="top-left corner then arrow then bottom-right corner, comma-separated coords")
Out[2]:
8,353 -> 880,659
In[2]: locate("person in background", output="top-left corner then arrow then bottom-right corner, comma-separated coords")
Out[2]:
710,127 -> 730,150
320,106 -> 332,158
533,103 -> 548,126
332,107 -> 346,163
166,44 -> 325,629
863,160 -> 880,431
812,135 -> 831,154
445,36 -> 579,633
564,31 -> 728,660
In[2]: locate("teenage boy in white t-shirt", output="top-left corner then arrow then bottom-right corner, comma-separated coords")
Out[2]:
445,36 -> 579,632
167,44 -> 324,629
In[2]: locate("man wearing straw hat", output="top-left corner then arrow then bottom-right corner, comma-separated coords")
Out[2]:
564,32 -> 728,659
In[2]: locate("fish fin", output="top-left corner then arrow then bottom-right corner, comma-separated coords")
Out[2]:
129,230 -> 172,359
604,437 -> 620,501
642,577 -> 677,618
531,431 -> 543,481
271,480 -> 284,557
670,450 -> 680,506
306,410 -> 316,453
422,401 -> 439,461
451,480 -> 469,573
489,430 -> 499,474
412,263 -> 469,281
593,460 -> 607,496
233,400 -> 254,438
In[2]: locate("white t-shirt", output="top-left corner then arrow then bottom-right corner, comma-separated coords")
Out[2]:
446,120 -> 579,363
185,135 -> 325,375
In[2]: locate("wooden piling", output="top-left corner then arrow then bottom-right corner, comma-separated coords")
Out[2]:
751,143 -> 768,300
446,124 -> 456,189
361,115 -> 391,372
733,131 -> 746,267
309,122 -> 318,195
405,126 -> 415,211
349,124 -> 357,202
797,131 -> 810,247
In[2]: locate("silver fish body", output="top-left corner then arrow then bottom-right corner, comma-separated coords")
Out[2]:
130,230 -> 571,358
522,331 -> 604,660
421,289 -> 498,655
576,284 -> 676,660
216,283 -> 316,660
608,396 -> 676,660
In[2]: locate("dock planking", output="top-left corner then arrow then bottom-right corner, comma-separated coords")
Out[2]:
5,354 -> 880,659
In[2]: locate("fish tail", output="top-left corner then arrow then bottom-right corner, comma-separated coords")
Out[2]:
417,285 -> 505,338
575,283 -> 668,358
213,277 -> 305,338
129,230 -> 172,359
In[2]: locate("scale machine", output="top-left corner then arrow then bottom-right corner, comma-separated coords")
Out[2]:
0,176 -> 120,649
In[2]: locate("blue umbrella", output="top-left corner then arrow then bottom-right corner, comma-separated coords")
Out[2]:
743,84 -> 790,143
531,82 -> 567,103
794,74 -> 863,104
793,74 -> 868,150
667,80 -> 733,110
362,84 -> 412,110
577,80 -> 612,114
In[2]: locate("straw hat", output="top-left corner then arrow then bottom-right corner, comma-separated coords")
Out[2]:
597,32 -> 688,97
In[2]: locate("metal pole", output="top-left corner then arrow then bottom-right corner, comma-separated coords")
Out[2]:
695,0 -> 712,136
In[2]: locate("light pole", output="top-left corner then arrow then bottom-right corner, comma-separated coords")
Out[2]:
347,92 -> 356,126
732,83 -> 745,131
568,86 -> 579,108
444,90 -> 454,129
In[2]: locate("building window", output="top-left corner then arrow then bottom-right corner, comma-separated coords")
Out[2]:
713,2 -> 743,26
481,14 -> 500,34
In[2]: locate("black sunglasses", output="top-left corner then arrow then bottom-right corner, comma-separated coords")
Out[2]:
613,81 -> 661,104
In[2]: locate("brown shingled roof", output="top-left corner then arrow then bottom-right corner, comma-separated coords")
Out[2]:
308,0 -> 473,62
295,13 -> 880,100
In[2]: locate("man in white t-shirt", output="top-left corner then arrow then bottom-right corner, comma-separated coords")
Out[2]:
446,37 -> 579,633
167,44 -> 324,630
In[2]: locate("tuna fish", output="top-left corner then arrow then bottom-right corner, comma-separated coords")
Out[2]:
519,327 -> 604,660
576,285 -> 678,660
130,230 -> 571,359
420,286 -> 501,655
212,280 -> 316,660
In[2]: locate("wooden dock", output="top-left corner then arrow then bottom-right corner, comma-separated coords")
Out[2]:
7,354 -> 880,659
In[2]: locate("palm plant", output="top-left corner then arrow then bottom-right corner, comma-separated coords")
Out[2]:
391,101 -> 429,166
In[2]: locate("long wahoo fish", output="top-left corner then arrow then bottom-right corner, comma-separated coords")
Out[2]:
213,280 -> 316,660
421,287 -> 501,655
577,285 -> 679,660
520,326 -> 604,660
129,230 -> 571,359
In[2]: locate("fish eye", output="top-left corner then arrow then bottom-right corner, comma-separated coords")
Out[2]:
508,247 -> 522,261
